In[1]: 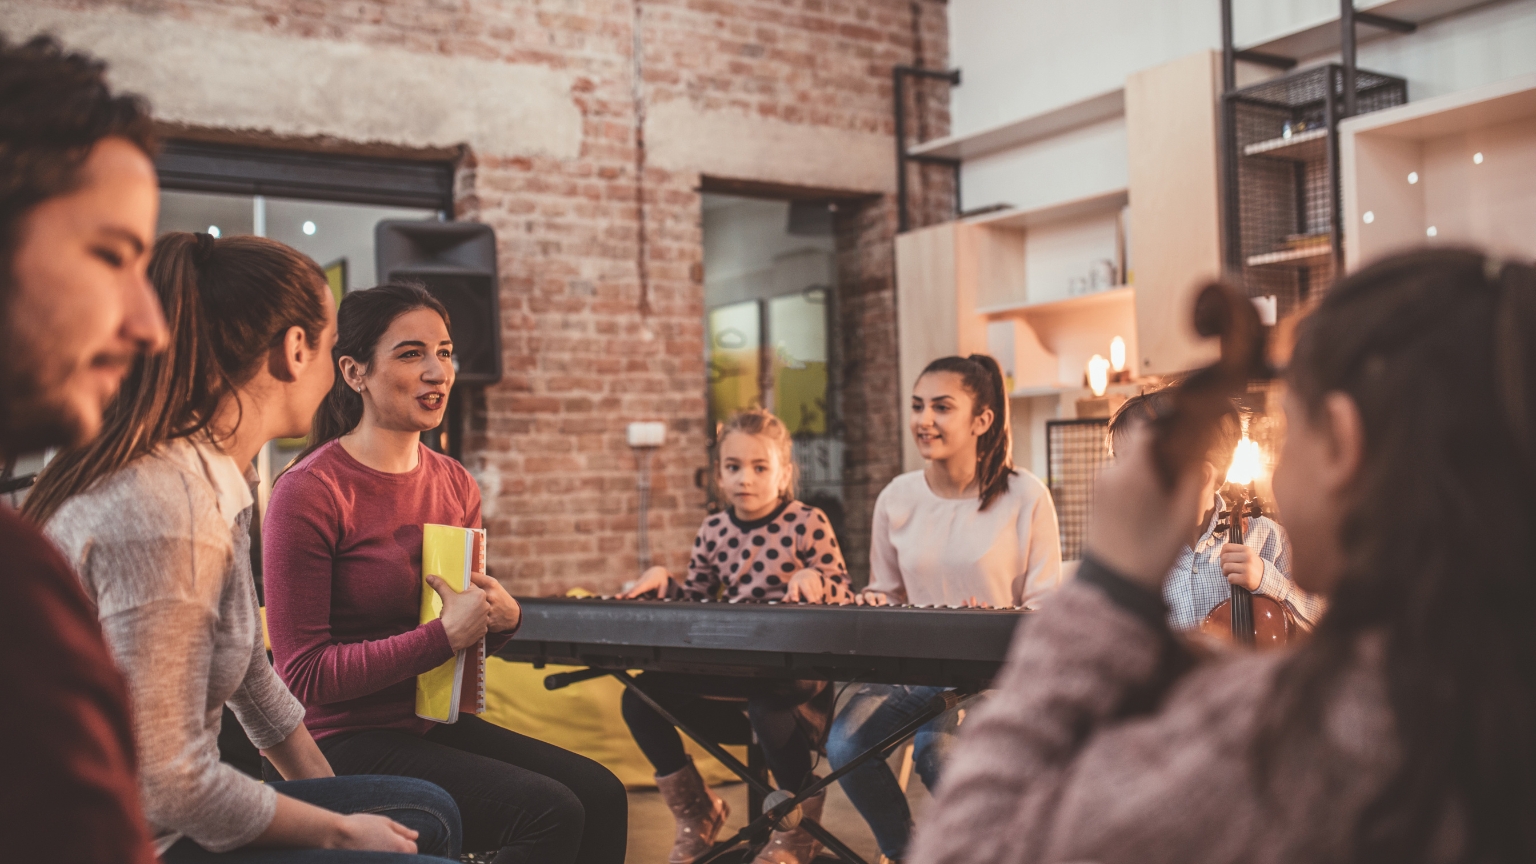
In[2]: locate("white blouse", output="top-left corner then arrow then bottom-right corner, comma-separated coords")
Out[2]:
868,469 -> 1064,609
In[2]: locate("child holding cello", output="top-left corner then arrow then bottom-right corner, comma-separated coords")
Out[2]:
619,408 -> 850,864
1107,392 -> 1322,636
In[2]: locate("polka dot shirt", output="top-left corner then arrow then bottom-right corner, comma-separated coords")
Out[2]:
678,500 -> 851,603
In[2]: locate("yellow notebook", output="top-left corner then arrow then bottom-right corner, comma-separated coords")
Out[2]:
417,524 -> 487,723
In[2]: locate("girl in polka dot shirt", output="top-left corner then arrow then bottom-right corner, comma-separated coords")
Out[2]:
627,411 -> 850,605
680,498 -> 850,603
618,409 -> 849,864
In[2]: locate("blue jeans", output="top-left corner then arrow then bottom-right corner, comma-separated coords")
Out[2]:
826,684 -> 973,860
163,775 -> 461,862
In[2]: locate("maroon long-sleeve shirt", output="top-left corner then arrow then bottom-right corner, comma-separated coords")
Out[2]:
0,504 -> 157,862
262,441 -> 510,739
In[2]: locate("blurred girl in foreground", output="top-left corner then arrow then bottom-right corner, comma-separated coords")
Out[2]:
910,249 -> 1536,864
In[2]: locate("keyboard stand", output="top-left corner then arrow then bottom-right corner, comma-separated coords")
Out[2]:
545,667 -> 976,864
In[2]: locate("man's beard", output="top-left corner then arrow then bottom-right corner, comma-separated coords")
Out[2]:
0,326 -> 86,458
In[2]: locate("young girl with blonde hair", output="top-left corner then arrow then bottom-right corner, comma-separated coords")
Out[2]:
620,408 -> 850,864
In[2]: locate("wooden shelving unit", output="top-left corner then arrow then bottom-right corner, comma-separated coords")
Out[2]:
1246,241 -> 1333,267
1341,73 -> 1536,270
1236,0 -> 1496,60
977,285 -> 1133,319
1242,127 -> 1327,160
894,51 -> 1234,478
907,88 -> 1125,162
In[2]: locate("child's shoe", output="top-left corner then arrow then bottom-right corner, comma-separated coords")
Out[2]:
655,758 -> 730,864
750,790 -> 825,864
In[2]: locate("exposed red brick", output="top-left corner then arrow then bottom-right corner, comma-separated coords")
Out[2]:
59,0 -> 950,592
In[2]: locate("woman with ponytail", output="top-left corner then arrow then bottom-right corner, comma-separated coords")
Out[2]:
827,353 -> 1063,862
261,284 -> 627,864
28,233 -> 461,861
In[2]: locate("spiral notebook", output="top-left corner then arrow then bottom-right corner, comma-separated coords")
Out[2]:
416,524 -> 488,723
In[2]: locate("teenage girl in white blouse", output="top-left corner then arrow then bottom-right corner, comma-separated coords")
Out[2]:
829,353 -> 1064,861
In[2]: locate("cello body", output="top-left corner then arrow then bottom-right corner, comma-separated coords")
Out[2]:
1199,593 -> 1298,648
1198,487 -> 1300,649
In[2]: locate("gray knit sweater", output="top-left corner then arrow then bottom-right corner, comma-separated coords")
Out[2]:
47,437 -> 306,854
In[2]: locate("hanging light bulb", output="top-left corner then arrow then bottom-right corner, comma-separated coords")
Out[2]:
1087,354 -> 1110,397
1110,336 -> 1126,373
1226,436 -> 1264,485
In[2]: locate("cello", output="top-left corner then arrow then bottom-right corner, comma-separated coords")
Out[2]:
1197,483 -> 1300,648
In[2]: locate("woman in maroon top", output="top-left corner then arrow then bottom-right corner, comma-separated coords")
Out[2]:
263,284 -> 626,864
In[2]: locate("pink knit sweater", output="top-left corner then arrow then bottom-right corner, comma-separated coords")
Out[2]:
910,563 -> 1417,864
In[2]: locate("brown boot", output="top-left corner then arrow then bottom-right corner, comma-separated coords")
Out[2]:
750,790 -> 825,864
655,758 -> 730,864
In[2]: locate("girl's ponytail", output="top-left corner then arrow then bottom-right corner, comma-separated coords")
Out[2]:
918,353 -> 1016,511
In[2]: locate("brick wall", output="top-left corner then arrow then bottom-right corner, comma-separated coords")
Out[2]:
21,0 -> 952,594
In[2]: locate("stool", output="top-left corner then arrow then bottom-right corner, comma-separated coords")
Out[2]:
544,667 -> 974,864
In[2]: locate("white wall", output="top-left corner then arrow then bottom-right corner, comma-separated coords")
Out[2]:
947,0 -> 1219,139
1304,0 -> 1536,98
958,116 -> 1128,214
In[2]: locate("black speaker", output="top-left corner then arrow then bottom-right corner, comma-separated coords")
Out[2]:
375,220 -> 502,384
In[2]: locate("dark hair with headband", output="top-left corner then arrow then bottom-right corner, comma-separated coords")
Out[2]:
25,232 -> 328,524
918,354 -> 1015,511
1257,249 -> 1536,863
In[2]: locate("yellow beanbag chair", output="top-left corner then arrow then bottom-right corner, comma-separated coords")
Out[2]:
482,658 -> 745,789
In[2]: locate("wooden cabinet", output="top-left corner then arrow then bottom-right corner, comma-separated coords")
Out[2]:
895,214 -> 1136,475
892,50 -> 1233,473
1125,49 -> 1225,377
1341,73 -> 1536,270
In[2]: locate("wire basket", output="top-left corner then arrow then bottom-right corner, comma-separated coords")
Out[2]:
1046,419 -> 1111,562
1225,65 -> 1406,318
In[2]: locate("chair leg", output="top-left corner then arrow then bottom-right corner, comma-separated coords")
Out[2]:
747,732 -> 771,843
875,740 -> 916,864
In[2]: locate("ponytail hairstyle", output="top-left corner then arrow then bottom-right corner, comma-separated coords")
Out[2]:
290,282 -> 449,467
24,232 -> 327,524
716,408 -> 798,504
918,354 -> 1015,511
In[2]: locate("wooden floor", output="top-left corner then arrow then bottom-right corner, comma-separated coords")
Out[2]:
624,756 -> 934,864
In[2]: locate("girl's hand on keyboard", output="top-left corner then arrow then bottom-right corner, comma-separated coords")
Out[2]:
619,566 -> 673,599
785,569 -> 827,604
855,590 -> 890,606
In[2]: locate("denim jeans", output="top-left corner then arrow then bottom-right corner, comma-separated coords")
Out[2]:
162,774 -> 461,862
826,684 -> 975,860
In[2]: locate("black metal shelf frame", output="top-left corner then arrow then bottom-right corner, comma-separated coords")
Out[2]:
1217,1 -> 1410,317
893,65 -> 962,233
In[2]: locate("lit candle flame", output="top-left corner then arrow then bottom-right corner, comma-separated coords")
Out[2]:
1226,436 -> 1264,485
1087,354 -> 1109,397
1110,336 -> 1126,373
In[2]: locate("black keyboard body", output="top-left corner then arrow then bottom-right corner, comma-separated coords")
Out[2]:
496,597 -> 1028,688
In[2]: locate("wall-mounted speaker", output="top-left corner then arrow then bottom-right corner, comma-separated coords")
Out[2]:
375,220 -> 502,384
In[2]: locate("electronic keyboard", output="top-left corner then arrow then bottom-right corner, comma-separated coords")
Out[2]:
497,596 -> 1028,688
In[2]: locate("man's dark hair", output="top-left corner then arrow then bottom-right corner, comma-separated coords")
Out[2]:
0,33 -> 156,295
